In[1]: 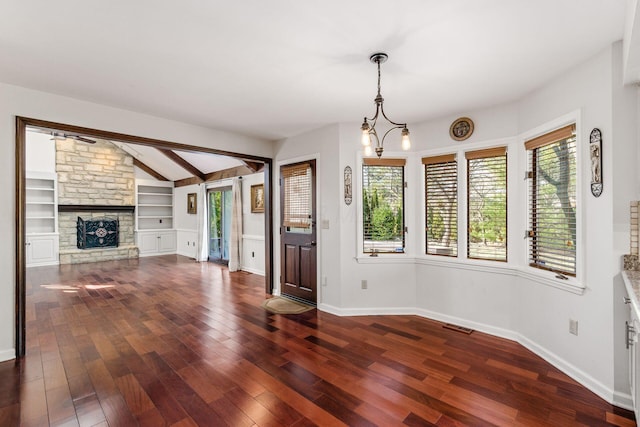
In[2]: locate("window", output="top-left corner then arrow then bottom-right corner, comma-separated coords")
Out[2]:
525,124 -> 576,276
466,147 -> 507,261
424,154 -> 457,256
362,158 -> 405,254
282,162 -> 313,232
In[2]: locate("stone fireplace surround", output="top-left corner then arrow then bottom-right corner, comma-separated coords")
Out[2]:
56,138 -> 139,264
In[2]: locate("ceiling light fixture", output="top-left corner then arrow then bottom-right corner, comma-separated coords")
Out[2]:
360,52 -> 410,158
50,131 -> 96,144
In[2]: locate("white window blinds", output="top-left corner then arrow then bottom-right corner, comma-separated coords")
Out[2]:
466,147 -> 507,262
526,124 -> 577,276
282,162 -> 312,229
423,154 -> 457,256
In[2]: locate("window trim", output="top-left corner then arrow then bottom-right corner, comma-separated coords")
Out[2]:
423,153 -> 458,257
525,125 -> 577,277
356,153 -> 411,260
519,112 -> 583,291
466,146 -> 508,262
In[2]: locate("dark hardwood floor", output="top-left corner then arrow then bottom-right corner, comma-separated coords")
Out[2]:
0,255 -> 635,426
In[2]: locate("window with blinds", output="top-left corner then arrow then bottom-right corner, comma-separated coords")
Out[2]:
424,155 -> 457,256
282,162 -> 313,231
526,124 -> 576,276
466,147 -> 507,261
362,158 -> 405,254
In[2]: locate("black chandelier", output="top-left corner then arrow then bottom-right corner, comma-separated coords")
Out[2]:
360,52 -> 410,158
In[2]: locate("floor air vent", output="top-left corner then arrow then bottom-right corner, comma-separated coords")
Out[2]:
443,323 -> 474,334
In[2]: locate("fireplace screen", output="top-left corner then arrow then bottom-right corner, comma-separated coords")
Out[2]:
77,217 -> 119,249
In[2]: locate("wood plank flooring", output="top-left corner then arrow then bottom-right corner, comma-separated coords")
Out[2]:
0,254 -> 635,426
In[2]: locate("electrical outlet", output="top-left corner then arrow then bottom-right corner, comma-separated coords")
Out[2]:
569,319 -> 578,335
361,280 -> 367,289
252,251 -> 255,258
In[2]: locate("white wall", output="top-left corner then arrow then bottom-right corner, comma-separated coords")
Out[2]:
25,131 -> 56,173
1,82 -> 272,361
174,183 -> 199,258
241,172 -> 265,275
273,124 -> 341,304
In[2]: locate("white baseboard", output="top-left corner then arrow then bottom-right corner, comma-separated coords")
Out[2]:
176,250 -> 196,259
241,266 -> 265,276
317,304 -> 415,317
414,308 -> 519,342
0,348 -> 15,362
316,304 -> 628,409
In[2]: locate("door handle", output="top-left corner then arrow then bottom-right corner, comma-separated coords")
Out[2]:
310,241 -> 316,246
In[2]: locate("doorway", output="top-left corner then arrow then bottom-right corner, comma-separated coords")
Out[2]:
280,160 -> 317,304
15,116 -> 274,358
208,186 -> 232,263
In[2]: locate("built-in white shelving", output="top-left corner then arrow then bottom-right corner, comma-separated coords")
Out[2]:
135,179 -> 177,256
25,172 -> 59,266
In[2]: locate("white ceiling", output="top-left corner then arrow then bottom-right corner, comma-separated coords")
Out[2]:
0,1 -> 630,141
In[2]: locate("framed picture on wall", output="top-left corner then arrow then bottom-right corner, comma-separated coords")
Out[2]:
251,184 -> 265,213
187,193 -> 197,214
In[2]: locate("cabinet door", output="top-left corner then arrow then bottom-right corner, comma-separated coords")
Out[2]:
138,233 -> 160,254
158,231 -> 177,253
629,315 -> 640,419
26,235 -> 58,266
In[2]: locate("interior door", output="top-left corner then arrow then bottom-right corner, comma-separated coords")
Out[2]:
280,160 -> 317,304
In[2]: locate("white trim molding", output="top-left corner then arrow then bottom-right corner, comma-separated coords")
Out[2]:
0,348 -> 15,362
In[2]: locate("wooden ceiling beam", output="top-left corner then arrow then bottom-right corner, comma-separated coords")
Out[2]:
158,148 -> 206,182
174,165 -> 256,188
241,161 -> 264,173
133,158 -> 169,181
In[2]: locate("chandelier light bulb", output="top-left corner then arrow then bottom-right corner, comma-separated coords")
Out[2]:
361,122 -> 371,146
364,145 -> 373,156
401,128 -> 411,151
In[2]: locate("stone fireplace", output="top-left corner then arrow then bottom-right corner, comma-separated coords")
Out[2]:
56,138 -> 139,264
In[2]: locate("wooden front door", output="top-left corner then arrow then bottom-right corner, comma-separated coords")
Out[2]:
280,160 -> 317,304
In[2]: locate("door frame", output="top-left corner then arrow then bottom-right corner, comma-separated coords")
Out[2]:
206,184 -> 233,263
15,116 -> 274,357
275,154 -> 320,303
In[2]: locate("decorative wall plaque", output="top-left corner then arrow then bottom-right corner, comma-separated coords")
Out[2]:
449,117 -> 474,141
344,166 -> 352,205
589,128 -> 602,197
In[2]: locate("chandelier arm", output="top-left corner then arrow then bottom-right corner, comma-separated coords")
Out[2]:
380,125 -> 405,146
379,102 -> 407,128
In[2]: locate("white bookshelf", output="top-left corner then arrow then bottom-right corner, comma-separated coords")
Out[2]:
136,180 -> 174,230
135,179 -> 176,256
25,172 -> 59,266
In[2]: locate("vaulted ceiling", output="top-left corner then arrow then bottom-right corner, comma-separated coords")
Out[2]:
1,1 -> 633,144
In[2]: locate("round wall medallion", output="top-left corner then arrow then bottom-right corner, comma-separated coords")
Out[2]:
449,117 -> 474,141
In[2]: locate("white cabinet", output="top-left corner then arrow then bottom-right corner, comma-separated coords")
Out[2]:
137,230 -> 177,256
628,304 -> 640,420
26,234 -> 59,266
26,172 -> 59,267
